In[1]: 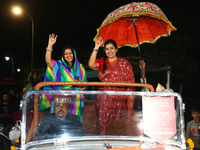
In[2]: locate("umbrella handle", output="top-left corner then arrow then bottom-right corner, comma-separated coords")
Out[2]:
133,18 -> 145,83
139,57 -> 145,83
140,64 -> 145,83
133,18 -> 142,55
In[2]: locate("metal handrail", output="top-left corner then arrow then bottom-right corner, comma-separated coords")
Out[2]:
35,81 -> 154,91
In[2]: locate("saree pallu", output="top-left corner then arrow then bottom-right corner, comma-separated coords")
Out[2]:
40,55 -> 87,121
95,58 -> 135,135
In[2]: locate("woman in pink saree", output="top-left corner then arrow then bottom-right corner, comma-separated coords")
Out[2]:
89,37 -> 135,135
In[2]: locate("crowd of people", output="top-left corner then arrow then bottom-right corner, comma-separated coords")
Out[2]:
1,33 -> 199,149
0,91 -> 20,149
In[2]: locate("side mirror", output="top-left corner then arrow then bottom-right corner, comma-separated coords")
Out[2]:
9,121 -> 21,141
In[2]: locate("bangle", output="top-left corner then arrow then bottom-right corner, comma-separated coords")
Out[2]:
93,48 -> 98,51
46,48 -> 53,51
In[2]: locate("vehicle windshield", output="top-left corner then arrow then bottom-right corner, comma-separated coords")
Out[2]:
21,90 -> 186,150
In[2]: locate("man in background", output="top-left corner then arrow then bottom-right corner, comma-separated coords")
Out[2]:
37,95 -> 84,140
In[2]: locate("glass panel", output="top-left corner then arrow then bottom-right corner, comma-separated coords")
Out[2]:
21,90 -> 186,150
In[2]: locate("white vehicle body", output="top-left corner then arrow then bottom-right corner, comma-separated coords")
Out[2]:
20,82 -> 186,150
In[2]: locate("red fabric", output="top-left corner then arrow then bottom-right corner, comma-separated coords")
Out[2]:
95,58 -> 109,72
97,16 -> 175,48
95,58 -> 135,135
13,112 -> 22,123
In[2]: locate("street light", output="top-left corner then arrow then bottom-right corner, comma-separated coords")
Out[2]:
17,68 -> 21,72
12,7 -> 22,15
5,56 -> 14,77
12,6 -> 34,70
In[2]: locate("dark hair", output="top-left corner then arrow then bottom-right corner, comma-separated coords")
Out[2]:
1,92 -> 10,100
102,39 -> 118,74
191,108 -> 200,114
104,39 -> 118,50
62,46 -> 75,69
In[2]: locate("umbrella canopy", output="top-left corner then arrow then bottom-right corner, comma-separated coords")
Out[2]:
0,77 -> 16,85
94,2 -> 176,48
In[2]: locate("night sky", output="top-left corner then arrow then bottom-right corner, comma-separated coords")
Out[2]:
0,0 -> 199,102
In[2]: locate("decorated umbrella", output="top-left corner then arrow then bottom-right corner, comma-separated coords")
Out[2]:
0,77 -> 17,91
0,77 -> 16,85
94,2 -> 176,81
95,2 -> 176,52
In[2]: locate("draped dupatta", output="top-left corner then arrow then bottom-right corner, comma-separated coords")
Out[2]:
40,48 -> 87,121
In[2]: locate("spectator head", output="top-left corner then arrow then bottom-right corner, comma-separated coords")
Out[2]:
1,93 -> 10,103
191,108 -> 200,121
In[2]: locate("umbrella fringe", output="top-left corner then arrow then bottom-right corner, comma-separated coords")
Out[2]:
95,26 -> 176,49
100,12 -> 176,31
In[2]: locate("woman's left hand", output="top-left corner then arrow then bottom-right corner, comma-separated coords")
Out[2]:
73,79 -> 86,90
73,79 -> 80,82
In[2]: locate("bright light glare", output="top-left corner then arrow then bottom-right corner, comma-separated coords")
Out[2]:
17,68 -> 21,72
12,7 -> 22,15
55,133 -> 69,144
61,133 -> 69,139
5,56 -> 10,61
138,122 -> 144,130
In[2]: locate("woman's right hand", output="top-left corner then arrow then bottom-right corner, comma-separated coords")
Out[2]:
45,33 -> 57,69
89,37 -> 103,69
48,33 -> 58,46
139,59 -> 145,70
94,36 -> 103,49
